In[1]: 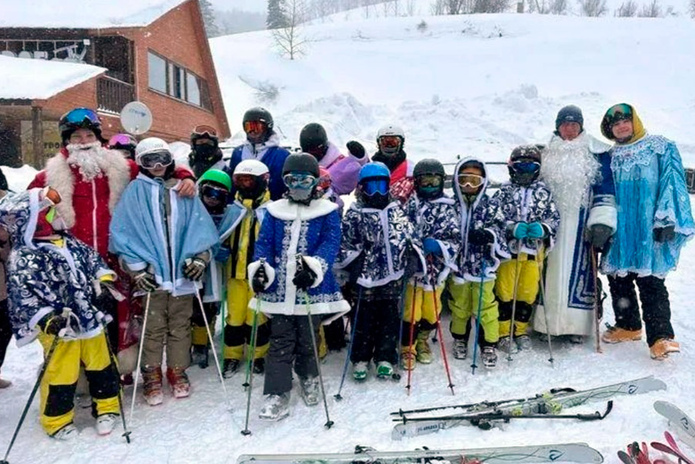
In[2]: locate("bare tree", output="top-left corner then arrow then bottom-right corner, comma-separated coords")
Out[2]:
691,0 -> 695,17
578,0 -> 608,16
271,0 -> 309,60
406,0 -> 417,15
431,0 -> 448,14
473,0 -> 510,13
614,0 -> 637,16
549,0 -> 569,14
638,0 -> 662,16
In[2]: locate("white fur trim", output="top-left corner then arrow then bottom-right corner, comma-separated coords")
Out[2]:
266,198 -> 338,221
587,205 -> 617,231
301,255 -> 324,288
248,260 -> 275,289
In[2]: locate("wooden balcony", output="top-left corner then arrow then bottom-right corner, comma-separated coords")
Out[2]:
96,76 -> 134,114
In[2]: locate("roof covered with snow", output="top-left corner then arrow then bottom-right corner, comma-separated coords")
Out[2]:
0,56 -> 105,100
0,0 -> 189,29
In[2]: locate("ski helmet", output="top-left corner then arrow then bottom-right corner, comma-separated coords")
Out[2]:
108,133 -> 137,158
508,144 -> 543,186
358,162 -> 391,209
414,158 -> 446,200
299,123 -> 329,159
198,169 -> 231,210
282,152 -> 320,204
191,124 -> 220,148
59,107 -> 105,145
376,124 -> 405,155
233,159 -> 270,200
135,137 -> 173,169
199,168 -> 232,191
243,107 -> 274,130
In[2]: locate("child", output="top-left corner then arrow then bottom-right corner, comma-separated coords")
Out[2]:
220,161 -> 272,377
109,137 -> 219,405
2,188 -> 121,440
248,152 -> 349,421
447,157 -> 508,369
335,162 -> 423,380
491,145 -> 560,354
401,159 -> 460,370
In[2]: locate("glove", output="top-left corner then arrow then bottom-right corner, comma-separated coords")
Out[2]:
183,258 -> 207,281
251,264 -> 268,293
468,229 -> 494,246
94,288 -> 116,313
654,226 -> 676,243
586,224 -> 613,251
423,238 -> 443,256
215,246 -> 231,263
39,314 -> 68,336
134,271 -> 157,293
526,221 -> 547,240
509,222 -> 529,240
293,258 -> 317,291
403,246 -> 422,280
346,141 -> 366,159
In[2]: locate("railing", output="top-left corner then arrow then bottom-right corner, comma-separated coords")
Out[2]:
96,76 -> 134,114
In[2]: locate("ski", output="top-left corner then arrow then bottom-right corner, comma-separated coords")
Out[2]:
237,443 -> 604,464
651,431 -> 695,464
392,376 -> 665,439
653,401 -> 695,450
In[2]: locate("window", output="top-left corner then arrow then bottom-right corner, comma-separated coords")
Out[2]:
187,72 -> 201,106
148,52 -> 167,93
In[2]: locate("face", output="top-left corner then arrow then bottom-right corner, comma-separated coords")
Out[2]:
611,119 -> 633,141
558,122 -> 581,141
69,128 -> 98,145
458,166 -> 484,195
244,121 -> 266,144
146,165 -> 168,178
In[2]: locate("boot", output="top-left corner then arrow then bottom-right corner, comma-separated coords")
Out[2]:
52,423 -> 78,441
481,346 -> 498,369
0,376 -> 11,389
415,331 -> 433,364
400,346 -> 416,371
166,367 -> 191,399
191,345 -> 209,369
353,361 -> 368,381
497,336 -> 518,354
453,340 -> 468,360
96,413 -> 119,436
142,366 -> 164,406
252,358 -> 265,375
650,338 -> 680,360
223,359 -> 240,379
515,334 -> 532,351
376,361 -> 394,379
299,376 -> 320,406
259,393 -> 290,421
602,325 -> 643,344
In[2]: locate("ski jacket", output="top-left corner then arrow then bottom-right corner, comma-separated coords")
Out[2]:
491,180 -> 561,256
0,189 -> 115,347
227,134 -> 290,201
404,194 -> 460,289
335,200 -> 424,289
320,142 -> 368,197
248,198 -> 350,317
109,174 -> 220,297
451,157 -> 509,283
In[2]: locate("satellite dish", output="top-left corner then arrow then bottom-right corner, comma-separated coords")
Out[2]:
120,101 -> 153,135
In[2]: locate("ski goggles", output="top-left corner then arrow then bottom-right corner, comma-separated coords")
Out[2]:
243,121 -> 266,134
604,104 -> 632,126
378,136 -> 401,149
362,178 -> 389,196
63,107 -> 100,126
192,124 -> 218,138
416,174 -> 443,188
511,160 -> 540,174
457,173 -> 484,188
109,133 -> 136,148
138,151 -> 173,169
283,173 -> 318,190
201,184 -> 229,201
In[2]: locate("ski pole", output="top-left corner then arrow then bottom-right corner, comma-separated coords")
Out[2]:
392,276 -> 409,382
405,277 -> 418,395
590,248 -> 603,354
241,296 -> 262,435
130,291 -> 151,422
535,241 -> 554,365
297,256 -> 334,429
470,260 -> 487,375
506,255 -> 523,363
334,286 -> 363,401
1,316 -> 64,464
194,290 -> 231,405
428,257 -> 455,395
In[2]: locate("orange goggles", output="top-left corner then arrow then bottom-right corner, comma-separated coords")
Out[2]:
244,121 -> 266,133
379,136 -> 401,149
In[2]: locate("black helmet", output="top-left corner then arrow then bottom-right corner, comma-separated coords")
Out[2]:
282,152 -> 320,178
413,158 -> 445,178
414,158 -> 445,200
59,107 -> 105,144
243,107 -> 274,130
299,123 -> 328,157
508,144 -> 544,186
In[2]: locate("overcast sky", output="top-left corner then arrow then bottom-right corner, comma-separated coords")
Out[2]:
209,0 -> 266,13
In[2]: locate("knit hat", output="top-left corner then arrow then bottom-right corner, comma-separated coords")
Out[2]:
555,105 -> 584,132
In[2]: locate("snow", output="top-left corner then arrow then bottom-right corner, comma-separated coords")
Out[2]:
1,165 -> 38,192
0,0 -> 189,29
2,10 -> 695,464
0,56 -> 106,100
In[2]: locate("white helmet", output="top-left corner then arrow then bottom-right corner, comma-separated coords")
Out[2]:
233,159 -> 269,177
135,137 -> 170,160
376,124 -> 405,140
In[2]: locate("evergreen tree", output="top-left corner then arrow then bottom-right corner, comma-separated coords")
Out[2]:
267,0 -> 288,29
199,0 -> 220,37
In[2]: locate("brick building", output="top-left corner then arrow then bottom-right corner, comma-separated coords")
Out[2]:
0,0 -> 229,168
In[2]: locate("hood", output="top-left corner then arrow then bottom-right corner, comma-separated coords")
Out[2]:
0,188 -> 51,250
452,156 -> 489,209
319,142 -> 342,168
600,103 -> 647,144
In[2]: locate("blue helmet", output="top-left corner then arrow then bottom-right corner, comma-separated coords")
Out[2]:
358,162 -> 390,183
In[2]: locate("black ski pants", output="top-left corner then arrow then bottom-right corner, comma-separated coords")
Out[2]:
263,314 -> 321,395
350,298 -> 400,366
607,273 -> 674,347
0,300 -> 11,369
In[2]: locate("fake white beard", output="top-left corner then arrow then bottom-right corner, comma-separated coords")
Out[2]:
66,141 -> 109,181
541,133 -> 601,212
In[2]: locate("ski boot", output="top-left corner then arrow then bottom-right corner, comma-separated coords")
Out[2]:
142,366 -> 164,406
400,346 -> 416,371
376,361 -> 394,379
353,361 -> 368,381
222,359 -> 240,379
453,339 -> 468,360
299,376 -> 320,406
602,325 -> 642,344
481,346 -> 498,369
497,336 -> 518,354
191,345 -> 209,369
415,331 -> 433,364
0,376 -> 11,389
259,393 -> 290,421
96,413 -> 119,436
650,338 -> 680,360
52,423 -> 78,441
167,367 -> 191,399
252,358 -> 265,375
515,334 -> 532,351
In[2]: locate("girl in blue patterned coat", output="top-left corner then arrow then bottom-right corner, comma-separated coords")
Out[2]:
335,162 -> 424,381
249,152 -> 349,421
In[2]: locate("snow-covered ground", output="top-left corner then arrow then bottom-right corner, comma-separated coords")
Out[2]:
2,10 -> 695,464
